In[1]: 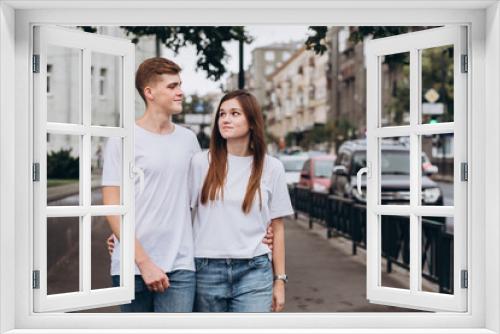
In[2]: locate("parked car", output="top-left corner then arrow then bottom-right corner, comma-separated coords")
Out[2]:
278,154 -> 309,186
298,155 -> 336,193
329,139 -> 443,205
422,151 -> 439,175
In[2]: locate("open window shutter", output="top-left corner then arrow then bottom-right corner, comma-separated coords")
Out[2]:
365,26 -> 467,312
33,25 -> 136,312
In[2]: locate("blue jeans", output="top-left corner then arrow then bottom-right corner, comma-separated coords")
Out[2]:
194,254 -> 273,312
112,269 -> 196,312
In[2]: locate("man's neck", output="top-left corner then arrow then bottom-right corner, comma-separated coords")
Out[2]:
136,107 -> 175,135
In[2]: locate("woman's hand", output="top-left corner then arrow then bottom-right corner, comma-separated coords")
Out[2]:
262,225 -> 274,250
106,234 -> 115,256
272,280 -> 285,312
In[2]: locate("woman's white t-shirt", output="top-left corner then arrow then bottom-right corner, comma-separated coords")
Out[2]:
190,151 -> 294,259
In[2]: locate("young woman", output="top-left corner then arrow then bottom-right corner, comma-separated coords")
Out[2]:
189,90 -> 294,312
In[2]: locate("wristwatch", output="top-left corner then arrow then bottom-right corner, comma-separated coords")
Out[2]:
273,274 -> 288,283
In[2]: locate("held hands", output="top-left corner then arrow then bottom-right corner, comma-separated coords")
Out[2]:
262,225 -> 274,250
137,259 -> 170,293
106,234 -> 169,293
272,280 -> 285,312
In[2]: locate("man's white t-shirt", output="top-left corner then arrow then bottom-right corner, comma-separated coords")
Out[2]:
189,151 -> 294,259
102,124 -> 201,275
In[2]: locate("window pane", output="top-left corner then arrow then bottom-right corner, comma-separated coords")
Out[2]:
421,216 -> 453,295
91,215 -> 119,290
91,136 -> 122,205
379,137 -> 410,205
380,215 -> 410,290
91,52 -> 122,127
47,217 -> 80,295
421,134 -> 453,206
420,45 -> 454,124
46,45 -> 82,124
380,52 -> 410,127
47,134 -> 81,206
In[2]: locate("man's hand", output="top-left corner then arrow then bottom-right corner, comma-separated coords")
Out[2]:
262,225 -> 274,250
137,259 -> 170,293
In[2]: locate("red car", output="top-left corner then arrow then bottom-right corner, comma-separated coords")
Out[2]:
298,155 -> 336,193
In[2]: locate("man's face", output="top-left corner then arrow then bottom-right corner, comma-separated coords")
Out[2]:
146,73 -> 183,115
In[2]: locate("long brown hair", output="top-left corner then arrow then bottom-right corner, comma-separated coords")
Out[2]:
200,90 -> 266,214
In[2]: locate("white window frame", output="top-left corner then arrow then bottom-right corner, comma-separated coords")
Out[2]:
32,25 -> 136,312
365,26 -> 467,312
0,1 -> 499,333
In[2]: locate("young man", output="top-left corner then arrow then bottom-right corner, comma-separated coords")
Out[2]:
102,57 -> 200,312
102,57 -> 273,312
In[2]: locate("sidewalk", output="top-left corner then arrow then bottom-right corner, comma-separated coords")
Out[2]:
284,216 -> 413,312
48,189 -> 416,312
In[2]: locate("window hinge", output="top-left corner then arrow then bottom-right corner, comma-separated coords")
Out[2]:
461,162 -> 468,182
33,163 -> 40,182
32,270 -> 40,289
461,54 -> 468,73
461,270 -> 468,289
32,55 -> 40,73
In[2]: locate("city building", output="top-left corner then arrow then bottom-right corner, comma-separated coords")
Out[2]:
46,26 -> 156,165
265,46 -> 329,148
247,42 -> 300,105
326,26 -> 368,140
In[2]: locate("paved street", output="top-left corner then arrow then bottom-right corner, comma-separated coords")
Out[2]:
47,187 -> 415,313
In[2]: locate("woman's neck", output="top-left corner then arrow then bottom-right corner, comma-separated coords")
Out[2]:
226,136 -> 251,157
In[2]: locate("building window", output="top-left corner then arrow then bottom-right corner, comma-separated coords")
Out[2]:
265,65 -> 274,75
265,51 -> 275,61
99,67 -> 107,96
46,64 -> 53,95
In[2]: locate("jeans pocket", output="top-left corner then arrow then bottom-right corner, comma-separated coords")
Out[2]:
194,258 -> 209,271
250,255 -> 270,269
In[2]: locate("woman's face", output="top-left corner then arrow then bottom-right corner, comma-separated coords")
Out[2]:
218,98 -> 250,140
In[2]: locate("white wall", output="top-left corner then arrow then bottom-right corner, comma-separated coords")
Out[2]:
0,2 -> 16,333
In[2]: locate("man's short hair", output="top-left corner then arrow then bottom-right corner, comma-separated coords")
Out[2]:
135,57 -> 181,104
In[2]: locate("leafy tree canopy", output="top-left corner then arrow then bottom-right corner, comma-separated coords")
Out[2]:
81,26 -> 253,81
122,27 -> 252,81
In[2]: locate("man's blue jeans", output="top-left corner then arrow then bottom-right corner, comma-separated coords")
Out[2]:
112,269 -> 195,312
194,254 -> 273,312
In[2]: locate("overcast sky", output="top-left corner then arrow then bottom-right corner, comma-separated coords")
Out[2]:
162,26 -> 310,96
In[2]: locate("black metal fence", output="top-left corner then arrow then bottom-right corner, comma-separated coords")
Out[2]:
290,185 -> 454,294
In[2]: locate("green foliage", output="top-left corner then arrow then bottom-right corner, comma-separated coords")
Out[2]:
47,149 -> 79,179
121,26 -> 253,81
305,26 -> 328,55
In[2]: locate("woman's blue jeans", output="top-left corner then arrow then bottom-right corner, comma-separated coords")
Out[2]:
194,254 -> 273,312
